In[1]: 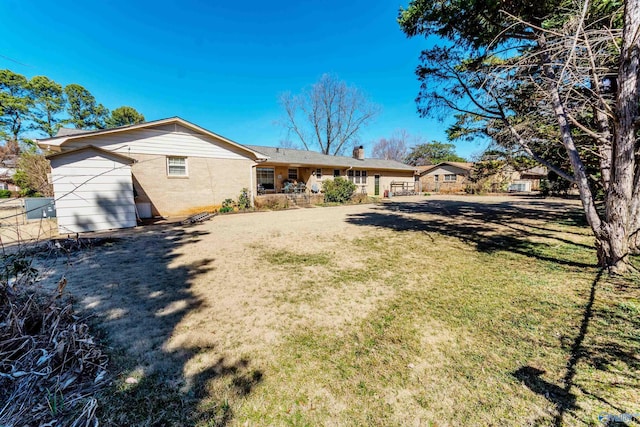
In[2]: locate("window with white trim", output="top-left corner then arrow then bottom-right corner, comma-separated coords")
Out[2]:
167,157 -> 187,177
347,169 -> 354,182
444,174 -> 457,182
257,167 -> 275,190
288,168 -> 298,180
355,170 -> 361,184
361,170 -> 367,184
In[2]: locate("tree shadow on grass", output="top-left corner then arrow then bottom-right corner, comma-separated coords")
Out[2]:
346,198 -> 639,425
37,222 -> 262,426
513,270 -> 640,426
346,198 -> 597,269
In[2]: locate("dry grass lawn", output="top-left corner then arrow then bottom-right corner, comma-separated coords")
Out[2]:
34,195 -> 639,426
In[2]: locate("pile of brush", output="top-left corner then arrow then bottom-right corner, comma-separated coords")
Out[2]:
0,250 -> 109,427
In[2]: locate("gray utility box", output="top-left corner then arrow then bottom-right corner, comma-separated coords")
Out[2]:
24,198 -> 56,220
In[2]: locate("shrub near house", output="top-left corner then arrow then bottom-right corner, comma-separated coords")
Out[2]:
322,177 -> 356,203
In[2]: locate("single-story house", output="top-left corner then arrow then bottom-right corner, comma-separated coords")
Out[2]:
0,157 -> 20,192
37,117 -> 417,233
508,166 -> 547,192
416,162 -> 474,193
244,145 -> 416,197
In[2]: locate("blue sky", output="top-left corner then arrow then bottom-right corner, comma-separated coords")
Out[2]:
1,0 -> 487,159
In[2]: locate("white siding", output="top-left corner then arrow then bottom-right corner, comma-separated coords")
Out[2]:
50,150 -> 136,233
64,126 -> 247,160
509,180 -> 532,192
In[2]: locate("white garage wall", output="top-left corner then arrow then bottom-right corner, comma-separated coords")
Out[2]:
50,149 -> 136,233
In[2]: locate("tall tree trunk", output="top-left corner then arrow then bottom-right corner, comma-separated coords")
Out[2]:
604,0 -> 640,273
538,32 -> 636,272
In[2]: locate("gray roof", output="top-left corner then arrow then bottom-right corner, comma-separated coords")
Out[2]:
521,166 -> 547,176
245,145 -> 416,171
55,128 -> 93,137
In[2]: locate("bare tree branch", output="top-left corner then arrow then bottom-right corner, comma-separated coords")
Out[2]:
279,74 -> 379,155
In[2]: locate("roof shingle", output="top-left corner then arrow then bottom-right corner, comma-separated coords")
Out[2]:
246,145 -> 416,171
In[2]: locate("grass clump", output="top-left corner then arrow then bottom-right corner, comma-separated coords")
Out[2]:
263,249 -> 331,267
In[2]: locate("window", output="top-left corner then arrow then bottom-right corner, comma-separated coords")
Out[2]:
257,167 -> 275,190
333,169 -> 340,177
167,157 -> 187,176
444,174 -> 457,182
347,169 -> 354,182
355,170 -> 361,184
0,182 -> 7,190
361,170 -> 367,184
288,168 -> 298,180
434,175 -> 439,182
316,168 -> 322,178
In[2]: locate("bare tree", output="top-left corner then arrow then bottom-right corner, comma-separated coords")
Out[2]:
14,152 -> 52,196
277,139 -> 300,150
280,74 -> 380,155
371,129 -> 411,161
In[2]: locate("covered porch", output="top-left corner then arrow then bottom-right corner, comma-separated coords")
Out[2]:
256,165 -> 318,194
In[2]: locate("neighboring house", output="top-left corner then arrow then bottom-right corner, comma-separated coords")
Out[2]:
0,157 -> 20,192
37,117 -> 417,233
508,166 -> 547,192
245,145 -> 416,197
416,162 -> 474,193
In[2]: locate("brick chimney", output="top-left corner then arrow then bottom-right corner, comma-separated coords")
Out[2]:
352,145 -> 364,160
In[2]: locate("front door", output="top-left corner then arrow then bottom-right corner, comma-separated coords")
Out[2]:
374,175 -> 380,196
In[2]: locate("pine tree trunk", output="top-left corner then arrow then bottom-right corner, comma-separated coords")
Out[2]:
539,20 -> 639,274
604,0 -> 640,273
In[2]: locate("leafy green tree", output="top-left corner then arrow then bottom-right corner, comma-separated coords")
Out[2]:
0,69 -> 32,142
64,84 -> 109,129
29,75 -> 67,137
404,141 -> 466,166
105,106 -> 145,128
399,0 -> 640,274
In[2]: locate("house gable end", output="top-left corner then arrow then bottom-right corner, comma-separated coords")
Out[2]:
48,147 -> 134,169
59,126 -> 250,161
37,117 -> 268,162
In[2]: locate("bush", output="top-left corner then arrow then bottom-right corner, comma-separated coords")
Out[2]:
237,188 -> 251,210
322,177 -> 356,204
541,172 -> 572,197
0,189 -> 11,198
254,195 -> 289,210
219,198 -> 234,213
350,193 -> 371,204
